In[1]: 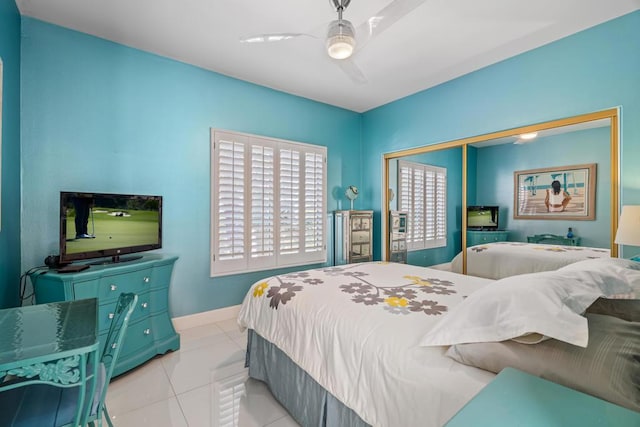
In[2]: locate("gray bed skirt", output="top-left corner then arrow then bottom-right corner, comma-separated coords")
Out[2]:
246,329 -> 370,427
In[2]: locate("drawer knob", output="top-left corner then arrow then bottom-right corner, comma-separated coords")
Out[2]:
108,313 -> 115,319
143,328 -> 151,335
143,277 -> 150,283
141,302 -> 148,309
110,284 -> 117,291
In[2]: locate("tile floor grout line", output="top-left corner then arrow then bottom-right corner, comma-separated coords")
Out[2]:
159,356 -> 181,398
172,388 -> 194,427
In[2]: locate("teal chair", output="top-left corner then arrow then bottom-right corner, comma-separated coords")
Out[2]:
0,293 -> 138,427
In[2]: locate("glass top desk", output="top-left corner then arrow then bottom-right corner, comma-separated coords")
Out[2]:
0,298 -> 99,425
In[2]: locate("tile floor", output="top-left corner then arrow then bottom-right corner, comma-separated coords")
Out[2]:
104,317 -> 301,427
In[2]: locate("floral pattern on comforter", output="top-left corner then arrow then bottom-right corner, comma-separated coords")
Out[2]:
238,262 -> 495,427
251,262 -> 459,316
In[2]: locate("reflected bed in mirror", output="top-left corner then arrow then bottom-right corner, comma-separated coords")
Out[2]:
449,241 -> 610,280
383,109 -> 619,277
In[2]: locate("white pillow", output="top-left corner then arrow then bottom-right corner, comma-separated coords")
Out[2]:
419,267 -> 633,348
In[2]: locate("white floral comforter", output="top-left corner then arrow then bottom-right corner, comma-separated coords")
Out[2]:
238,262 -> 495,427
451,242 -> 610,279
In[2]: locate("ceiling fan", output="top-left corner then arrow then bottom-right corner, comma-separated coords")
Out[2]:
240,0 -> 427,83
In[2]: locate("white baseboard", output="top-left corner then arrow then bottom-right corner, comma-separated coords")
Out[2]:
172,304 -> 241,331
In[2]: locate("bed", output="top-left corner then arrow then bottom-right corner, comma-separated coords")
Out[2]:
450,241 -> 610,279
237,259 -> 640,426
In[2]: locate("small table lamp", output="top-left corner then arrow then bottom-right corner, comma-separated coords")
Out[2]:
614,205 -> 640,261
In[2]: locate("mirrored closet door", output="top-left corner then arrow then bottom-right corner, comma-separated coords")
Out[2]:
382,108 -> 620,273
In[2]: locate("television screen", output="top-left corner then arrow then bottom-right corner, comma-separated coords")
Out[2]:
467,206 -> 499,230
60,192 -> 162,264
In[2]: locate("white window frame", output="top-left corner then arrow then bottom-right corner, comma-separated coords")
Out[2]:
210,129 -> 327,277
398,160 -> 447,250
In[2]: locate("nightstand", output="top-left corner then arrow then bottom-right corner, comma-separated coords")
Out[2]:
445,368 -> 640,427
527,234 -> 581,246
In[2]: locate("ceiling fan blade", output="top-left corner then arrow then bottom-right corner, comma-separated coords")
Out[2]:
335,58 -> 367,85
356,0 -> 427,51
239,33 -> 316,43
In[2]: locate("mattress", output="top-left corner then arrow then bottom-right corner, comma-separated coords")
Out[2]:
238,262 -> 496,427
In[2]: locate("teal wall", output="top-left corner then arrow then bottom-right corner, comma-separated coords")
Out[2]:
362,11 -> 640,261
20,18 -> 362,317
9,10 -> 640,314
0,1 -> 21,308
474,127 -> 611,248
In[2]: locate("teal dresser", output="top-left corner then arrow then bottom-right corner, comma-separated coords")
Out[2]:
31,254 -> 180,377
445,368 -> 640,426
467,230 -> 509,246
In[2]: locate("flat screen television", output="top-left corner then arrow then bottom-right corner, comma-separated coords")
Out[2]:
467,205 -> 499,231
60,191 -> 162,264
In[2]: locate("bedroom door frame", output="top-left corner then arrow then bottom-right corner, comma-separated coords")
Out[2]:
382,108 -> 620,272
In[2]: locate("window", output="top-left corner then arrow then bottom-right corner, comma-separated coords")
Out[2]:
398,160 -> 447,250
211,130 -> 327,276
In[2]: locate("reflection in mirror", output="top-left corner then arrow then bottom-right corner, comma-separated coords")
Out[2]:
387,147 -> 462,267
383,109 -> 619,276
0,58 -> 3,230
468,119 -> 611,247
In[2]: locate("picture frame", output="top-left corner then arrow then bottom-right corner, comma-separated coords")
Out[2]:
514,163 -> 596,220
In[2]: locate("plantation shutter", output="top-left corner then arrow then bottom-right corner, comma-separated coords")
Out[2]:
213,132 -> 247,273
304,152 -> 325,253
211,130 -> 327,276
250,140 -> 276,269
433,168 -> 447,244
279,148 -> 300,255
398,160 -> 447,250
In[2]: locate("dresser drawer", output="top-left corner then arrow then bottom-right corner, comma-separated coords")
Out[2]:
98,268 -> 153,302
467,231 -> 508,246
97,292 -> 151,332
481,234 -> 501,242
99,317 -> 154,358
122,318 -> 155,354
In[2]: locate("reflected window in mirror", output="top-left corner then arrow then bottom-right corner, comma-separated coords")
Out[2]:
398,160 -> 447,250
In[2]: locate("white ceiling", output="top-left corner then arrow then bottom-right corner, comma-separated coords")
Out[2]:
15,0 -> 640,113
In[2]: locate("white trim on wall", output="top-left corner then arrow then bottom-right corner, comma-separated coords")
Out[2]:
172,304 -> 241,331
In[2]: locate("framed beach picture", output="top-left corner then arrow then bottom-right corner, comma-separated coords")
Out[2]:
514,163 -> 596,220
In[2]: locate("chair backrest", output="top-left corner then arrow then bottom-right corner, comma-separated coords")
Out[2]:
97,293 -> 137,404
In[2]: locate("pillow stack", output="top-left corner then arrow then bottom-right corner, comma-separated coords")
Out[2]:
420,257 -> 640,411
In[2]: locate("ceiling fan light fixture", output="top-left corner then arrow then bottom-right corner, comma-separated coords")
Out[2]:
327,19 -> 356,59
